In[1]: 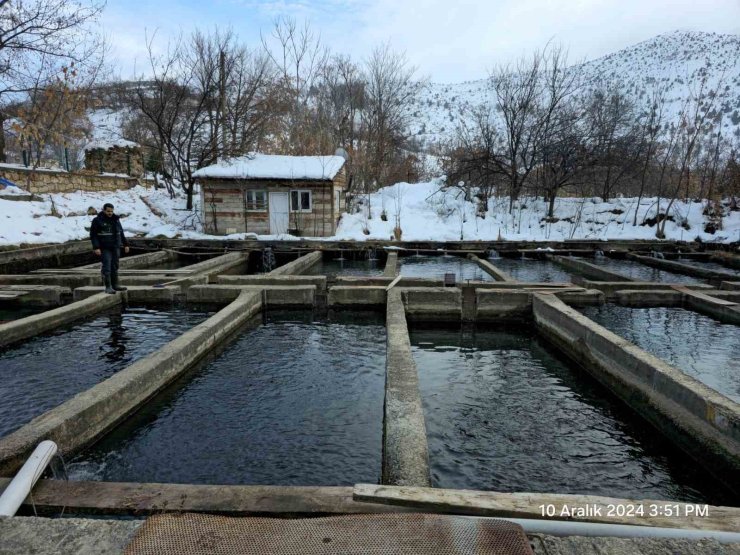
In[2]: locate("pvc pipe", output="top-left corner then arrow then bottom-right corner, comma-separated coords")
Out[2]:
465,516 -> 740,544
0,440 -> 57,517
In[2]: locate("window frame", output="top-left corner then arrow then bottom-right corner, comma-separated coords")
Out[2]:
290,189 -> 312,213
245,190 -> 268,212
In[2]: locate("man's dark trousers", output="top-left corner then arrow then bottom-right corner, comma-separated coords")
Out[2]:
101,248 -> 120,279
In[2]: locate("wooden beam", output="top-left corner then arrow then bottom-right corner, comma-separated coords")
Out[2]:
352,484 -> 740,532
0,479 -> 412,516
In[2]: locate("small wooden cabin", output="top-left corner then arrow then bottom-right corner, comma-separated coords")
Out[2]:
193,153 -> 348,237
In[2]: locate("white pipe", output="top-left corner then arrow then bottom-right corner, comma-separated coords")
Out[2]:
464,516 -> 740,544
0,440 -> 57,517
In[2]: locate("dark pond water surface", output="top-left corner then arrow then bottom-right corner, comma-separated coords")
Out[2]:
307,258 -> 384,278
0,306 -> 215,438
580,305 -> 740,403
489,258 -> 574,283
399,255 -> 494,281
68,311 -> 386,486
410,328 -> 731,505
587,257 -> 701,284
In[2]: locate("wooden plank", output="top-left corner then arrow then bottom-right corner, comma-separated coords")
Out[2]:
0,479 -> 412,516
352,484 -> 740,532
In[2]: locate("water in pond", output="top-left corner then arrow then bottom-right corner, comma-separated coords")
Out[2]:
0,306 -> 215,438
68,311 -> 386,486
307,258 -> 384,278
586,257 -> 700,284
489,258 -> 573,283
410,328 -> 731,504
399,255 -> 494,281
580,305 -> 740,403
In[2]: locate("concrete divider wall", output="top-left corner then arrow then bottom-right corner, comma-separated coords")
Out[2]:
0,240 -> 92,274
187,284 -> 315,306
383,252 -> 399,277
383,288 -> 431,486
73,286 -> 180,303
532,293 -> 740,491
336,277 -> 444,288
583,280 -> 713,300
629,254 -> 737,283
0,290 -> 263,475
0,285 -> 68,306
0,292 -> 122,348
475,289 -> 531,321
401,287 -> 461,322
268,251 -> 322,276
328,286 -> 386,307
467,254 -> 512,281
218,274 -> 327,292
75,250 -> 175,270
549,255 -> 633,282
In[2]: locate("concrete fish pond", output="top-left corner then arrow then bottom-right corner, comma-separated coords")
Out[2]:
410,327 -> 732,505
0,240 -> 738,539
579,305 -> 740,403
68,311 -> 386,485
399,254 -> 496,282
0,305 -> 216,438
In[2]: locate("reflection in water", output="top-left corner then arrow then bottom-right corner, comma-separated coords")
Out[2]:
410,328 -> 731,504
580,305 -> 740,403
587,257 -> 700,284
399,256 -> 494,281
491,258 -> 573,283
0,306 -> 214,438
68,312 -> 386,486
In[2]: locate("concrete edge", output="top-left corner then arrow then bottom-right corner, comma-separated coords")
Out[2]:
549,255 -> 634,282
269,251 -> 322,276
383,252 -> 399,277
0,290 -> 263,475
467,254 -> 513,281
0,292 -> 122,348
383,288 -> 431,486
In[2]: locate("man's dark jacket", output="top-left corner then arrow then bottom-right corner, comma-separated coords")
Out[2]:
90,212 -> 128,250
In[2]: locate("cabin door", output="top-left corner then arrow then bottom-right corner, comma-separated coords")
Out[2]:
269,192 -> 290,235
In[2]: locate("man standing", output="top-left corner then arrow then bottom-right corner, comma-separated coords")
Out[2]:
90,203 -> 129,294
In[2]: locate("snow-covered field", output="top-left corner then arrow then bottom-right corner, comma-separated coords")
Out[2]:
1,179 -> 738,246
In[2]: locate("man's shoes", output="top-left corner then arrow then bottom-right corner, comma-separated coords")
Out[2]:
112,274 -> 127,292
103,275 -> 116,294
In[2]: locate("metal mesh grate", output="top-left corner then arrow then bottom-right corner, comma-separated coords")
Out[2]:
125,512 -> 534,555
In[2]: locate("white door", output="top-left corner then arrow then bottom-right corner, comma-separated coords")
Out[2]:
269,192 -> 290,235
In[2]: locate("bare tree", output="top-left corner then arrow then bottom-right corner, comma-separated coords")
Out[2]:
261,16 -> 329,154
490,44 -> 580,212
131,29 -> 275,209
357,43 -> 417,193
0,0 -> 106,161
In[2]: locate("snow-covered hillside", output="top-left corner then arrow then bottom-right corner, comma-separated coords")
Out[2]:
335,180 -> 740,243
405,30 -> 740,147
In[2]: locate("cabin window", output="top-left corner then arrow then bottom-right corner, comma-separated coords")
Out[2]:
290,190 -> 312,212
246,190 -> 267,211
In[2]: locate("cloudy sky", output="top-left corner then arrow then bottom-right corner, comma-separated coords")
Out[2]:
101,0 -> 740,83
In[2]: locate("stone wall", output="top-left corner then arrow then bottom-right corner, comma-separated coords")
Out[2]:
0,165 -> 138,194
84,146 -> 144,178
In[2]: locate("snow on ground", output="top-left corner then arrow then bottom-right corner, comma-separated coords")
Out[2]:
0,178 -> 738,246
334,179 -> 740,244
